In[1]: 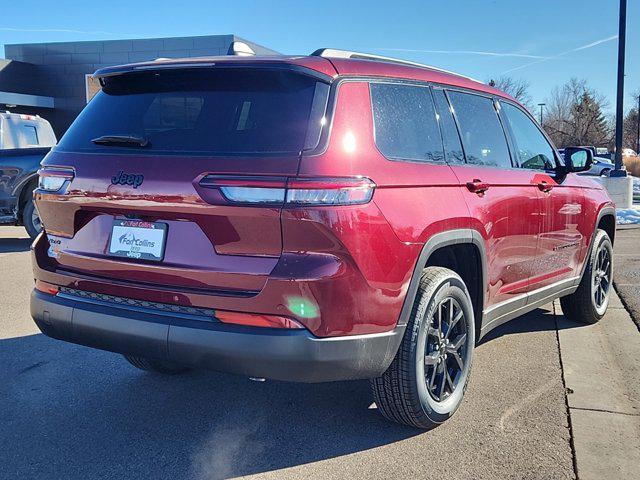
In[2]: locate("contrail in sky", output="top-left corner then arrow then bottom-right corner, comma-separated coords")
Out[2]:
501,34 -> 618,74
374,48 -> 549,59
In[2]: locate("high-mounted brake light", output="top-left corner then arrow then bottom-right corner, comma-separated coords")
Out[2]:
199,175 -> 375,206
38,168 -> 74,193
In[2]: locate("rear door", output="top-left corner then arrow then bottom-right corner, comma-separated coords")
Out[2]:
499,100 -> 586,289
440,89 -> 542,309
36,67 -> 330,294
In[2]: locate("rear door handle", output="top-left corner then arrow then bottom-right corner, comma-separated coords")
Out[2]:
466,179 -> 490,195
537,181 -> 554,192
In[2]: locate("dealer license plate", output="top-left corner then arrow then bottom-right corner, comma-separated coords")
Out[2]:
108,220 -> 167,261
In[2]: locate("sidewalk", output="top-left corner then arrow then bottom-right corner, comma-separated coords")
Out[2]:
554,225 -> 640,480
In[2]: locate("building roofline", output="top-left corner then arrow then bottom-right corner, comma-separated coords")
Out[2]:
0,91 -> 54,108
3,33 -> 236,48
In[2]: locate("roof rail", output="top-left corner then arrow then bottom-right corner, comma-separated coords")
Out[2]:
310,48 -> 481,83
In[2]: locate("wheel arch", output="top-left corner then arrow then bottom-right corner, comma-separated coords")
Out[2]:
397,229 -> 487,337
597,209 -> 616,246
578,205 -> 616,280
15,173 -> 39,216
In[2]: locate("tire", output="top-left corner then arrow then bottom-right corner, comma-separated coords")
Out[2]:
560,229 -> 613,324
600,168 -> 611,177
123,355 -> 191,374
22,194 -> 42,239
371,267 -> 475,429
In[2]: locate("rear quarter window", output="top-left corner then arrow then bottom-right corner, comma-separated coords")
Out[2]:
371,83 -> 443,163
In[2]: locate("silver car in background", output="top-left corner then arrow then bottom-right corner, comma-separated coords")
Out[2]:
558,149 -> 614,176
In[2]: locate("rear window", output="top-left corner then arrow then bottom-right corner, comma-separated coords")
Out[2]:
57,68 -> 328,155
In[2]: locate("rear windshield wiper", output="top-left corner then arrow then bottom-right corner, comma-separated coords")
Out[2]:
91,135 -> 150,147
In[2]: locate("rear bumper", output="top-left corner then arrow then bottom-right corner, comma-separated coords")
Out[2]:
30,289 -> 404,383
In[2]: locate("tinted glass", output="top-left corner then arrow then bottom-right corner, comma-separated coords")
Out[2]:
371,83 -> 443,162
57,69 -> 325,155
447,91 -> 511,168
501,102 -> 556,170
432,89 -> 465,163
21,125 -> 39,146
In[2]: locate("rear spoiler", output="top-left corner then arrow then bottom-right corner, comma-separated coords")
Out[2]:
93,58 -> 334,85
93,59 -> 217,80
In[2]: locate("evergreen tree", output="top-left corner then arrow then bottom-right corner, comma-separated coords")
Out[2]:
544,78 -> 613,148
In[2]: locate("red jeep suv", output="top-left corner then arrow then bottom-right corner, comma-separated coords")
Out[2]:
30,49 -> 615,428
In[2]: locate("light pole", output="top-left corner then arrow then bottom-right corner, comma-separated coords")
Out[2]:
612,0 -> 627,177
636,94 -> 640,154
538,103 -> 546,125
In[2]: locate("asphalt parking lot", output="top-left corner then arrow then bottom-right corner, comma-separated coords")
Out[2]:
613,226 -> 640,328
1,226 -> 638,480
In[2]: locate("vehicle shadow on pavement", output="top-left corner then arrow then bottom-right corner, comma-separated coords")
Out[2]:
477,306 -> 580,346
0,237 -> 31,253
0,333 -> 420,480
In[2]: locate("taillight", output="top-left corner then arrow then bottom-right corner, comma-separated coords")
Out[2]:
199,175 -> 375,206
286,177 -> 375,206
199,175 -> 287,205
216,311 -> 304,329
38,167 -> 75,193
35,280 -> 59,295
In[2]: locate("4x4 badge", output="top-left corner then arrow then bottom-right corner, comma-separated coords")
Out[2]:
111,171 -> 144,189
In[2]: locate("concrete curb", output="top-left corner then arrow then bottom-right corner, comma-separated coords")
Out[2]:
612,228 -> 640,331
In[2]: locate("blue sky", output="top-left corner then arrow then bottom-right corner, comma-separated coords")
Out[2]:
1,0 -> 638,112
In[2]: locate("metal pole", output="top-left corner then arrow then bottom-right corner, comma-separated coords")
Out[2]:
637,94 -> 640,154
612,0 -> 627,177
537,102 -> 545,126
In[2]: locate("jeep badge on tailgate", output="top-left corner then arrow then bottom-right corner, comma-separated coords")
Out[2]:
111,171 -> 144,188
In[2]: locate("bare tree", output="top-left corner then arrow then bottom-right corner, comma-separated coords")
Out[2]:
544,78 -> 612,148
488,76 -> 533,110
623,88 -> 640,152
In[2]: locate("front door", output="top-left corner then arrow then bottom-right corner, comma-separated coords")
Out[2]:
498,100 -> 585,290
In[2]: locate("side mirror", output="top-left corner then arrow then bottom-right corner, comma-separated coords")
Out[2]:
562,146 -> 593,173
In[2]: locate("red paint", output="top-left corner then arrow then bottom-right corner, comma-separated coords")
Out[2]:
216,311 -> 304,329
32,55 -> 614,338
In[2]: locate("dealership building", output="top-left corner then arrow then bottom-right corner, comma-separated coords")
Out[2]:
0,34 -> 278,136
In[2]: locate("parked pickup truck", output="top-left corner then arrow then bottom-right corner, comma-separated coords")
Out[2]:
0,112 -> 57,237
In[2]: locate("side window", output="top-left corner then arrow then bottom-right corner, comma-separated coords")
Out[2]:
447,91 -> 511,168
21,125 -> 39,146
432,89 -> 465,163
371,83 -> 443,163
501,102 -> 556,170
